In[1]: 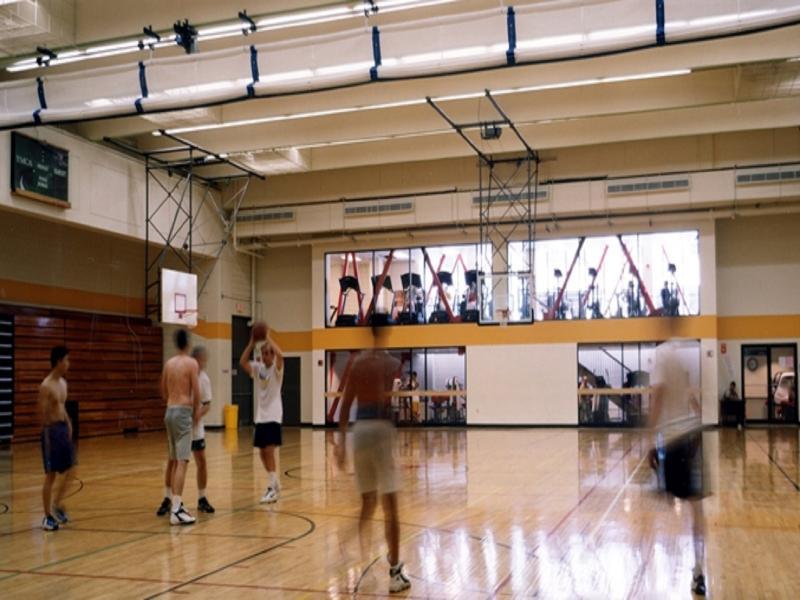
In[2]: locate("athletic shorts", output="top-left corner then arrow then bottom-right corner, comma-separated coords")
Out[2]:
191,438 -> 206,452
41,421 -> 75,474
164,406 -> 193,461
352,419 -> 398,495
253,422 -> 282,448
663,429 -> 707,500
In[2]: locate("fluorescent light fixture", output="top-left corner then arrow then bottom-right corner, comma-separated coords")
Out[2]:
87,40 -> 140,53
291,128 -> 448,150
259,69 -> 314,84
587,24 -> 653,42
161,98 -> 425,135
516,34 -> 583,51
433,91 -> 485,102
257,5 -> 357,28
85,96 -> 138,108
315,61 -> 375,77
601,69 -> 690,84
378,0 -> 457,14
667,9 -> 777,30
161,69 -> 688,137
198,23 -> 246,37
493,69 -> 689,95
162,79 -> 248,97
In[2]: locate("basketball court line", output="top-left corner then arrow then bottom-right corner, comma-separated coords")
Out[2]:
489,439 -> 641,598
0,564 -> 449,599
746,431 -> 800,491
143,510 -> 317,599
64,525 -> 291,541
0,567 -> 182,586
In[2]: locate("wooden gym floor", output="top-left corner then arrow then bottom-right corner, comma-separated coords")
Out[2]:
1,426 -> 799,598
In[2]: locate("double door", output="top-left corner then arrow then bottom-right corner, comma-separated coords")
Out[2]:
742,344 -> 797,424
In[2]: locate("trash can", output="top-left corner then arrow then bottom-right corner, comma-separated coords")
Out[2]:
224,404 -> 239,430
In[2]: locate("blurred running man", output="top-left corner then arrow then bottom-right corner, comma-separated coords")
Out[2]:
39,345 -> 76,531
336,327 -> 411,594
160,329 -> 201,525
191,345 -> 215,513
649,336 -> 707,596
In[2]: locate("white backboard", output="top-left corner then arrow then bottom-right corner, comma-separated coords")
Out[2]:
161,268 -> 198,327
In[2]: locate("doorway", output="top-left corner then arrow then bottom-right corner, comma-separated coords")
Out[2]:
281,357 -> 301,426
742,344 -> 797,424
231,316 -> 254,426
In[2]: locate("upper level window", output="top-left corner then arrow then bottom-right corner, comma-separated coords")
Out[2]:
325,230 -> 700,326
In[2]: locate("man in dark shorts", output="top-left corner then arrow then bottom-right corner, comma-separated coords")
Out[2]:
239,324 -> 284,503
649,337 -> 707,596
39,346 -> 76,531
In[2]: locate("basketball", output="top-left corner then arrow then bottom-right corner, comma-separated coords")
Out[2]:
252,320 -> 268,341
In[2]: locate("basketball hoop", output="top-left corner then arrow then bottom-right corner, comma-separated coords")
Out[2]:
175,308 -> 199,327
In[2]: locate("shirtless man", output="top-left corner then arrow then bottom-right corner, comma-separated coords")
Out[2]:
39,346 -> 76,531
160,329 -> 201,525
336,327 -> 411,594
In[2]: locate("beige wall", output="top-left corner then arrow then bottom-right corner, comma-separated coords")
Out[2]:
1,128 -> 224,257
256,246 -> 312,330
0,209 -> 143,312
467,344 -> 578,425
716,213 -> 800,317
255,246 -> 312,422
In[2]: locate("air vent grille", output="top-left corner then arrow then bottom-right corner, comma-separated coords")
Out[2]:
344,199 -> 414,217
236,209 -> 296,223
472,189 -> 549,205
607,176 -> 690,195
736,165 -> 800,185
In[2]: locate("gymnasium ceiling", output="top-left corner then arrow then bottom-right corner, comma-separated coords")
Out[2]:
1,1 -> 799,182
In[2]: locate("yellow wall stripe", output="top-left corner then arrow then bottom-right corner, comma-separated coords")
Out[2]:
717,315 -> 800,339
310,316 -> 719,350
49,313 -> 797,348
193,320 -> 231,340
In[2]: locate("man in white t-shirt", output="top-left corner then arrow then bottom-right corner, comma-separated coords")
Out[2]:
239,324 -> 284,504
648,336 -> 707,596
191,346 -> 215,513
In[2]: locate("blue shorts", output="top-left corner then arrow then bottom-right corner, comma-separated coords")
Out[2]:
41,421 -> 75,474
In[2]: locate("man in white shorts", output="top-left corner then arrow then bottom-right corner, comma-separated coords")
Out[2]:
336,326 -> 411,594
191,346 -> 214,513
239,325 -> 284,503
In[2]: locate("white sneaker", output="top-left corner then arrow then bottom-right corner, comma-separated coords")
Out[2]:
389,562 -> 411,593
260,487 -> 279,504
170,504 -> 196,526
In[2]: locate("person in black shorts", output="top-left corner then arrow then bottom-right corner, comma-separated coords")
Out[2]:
39,346 -> 76,531
239,325 -> 284,503
649,338 -> 707,596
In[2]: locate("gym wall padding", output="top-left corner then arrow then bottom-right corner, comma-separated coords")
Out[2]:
6,304 -> 163,442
